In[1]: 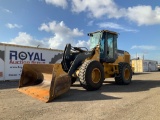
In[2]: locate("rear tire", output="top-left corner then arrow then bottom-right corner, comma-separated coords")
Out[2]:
115,62 -> 132,85
79,60 -> 104,91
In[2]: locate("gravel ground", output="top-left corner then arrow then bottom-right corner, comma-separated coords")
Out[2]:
0,72 -> 160,120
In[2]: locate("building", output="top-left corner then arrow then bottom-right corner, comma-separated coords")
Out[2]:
0,43 -> 63,81
131,59 -> 158,73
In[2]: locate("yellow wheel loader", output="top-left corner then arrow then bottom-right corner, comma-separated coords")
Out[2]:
18,30 -> 132,102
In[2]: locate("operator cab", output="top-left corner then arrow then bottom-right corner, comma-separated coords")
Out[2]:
88,30 -> 118,63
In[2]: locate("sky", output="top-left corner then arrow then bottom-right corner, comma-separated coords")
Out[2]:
1,0 -> 160,63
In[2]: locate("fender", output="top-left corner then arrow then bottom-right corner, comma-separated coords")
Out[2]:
68,52 -> 92,76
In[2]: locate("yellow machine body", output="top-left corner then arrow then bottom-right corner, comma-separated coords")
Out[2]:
18,30 -> 132,102
79,46 -> 131,78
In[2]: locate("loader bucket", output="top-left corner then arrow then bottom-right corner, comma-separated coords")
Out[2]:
18,63 -> 71,102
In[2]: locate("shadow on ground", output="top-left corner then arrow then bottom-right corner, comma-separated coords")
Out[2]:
1,78 -> 160,102
134,71 -> 160,75
0,81 -> 19,89
52,79 -> 160,102
133,72 -> 151,75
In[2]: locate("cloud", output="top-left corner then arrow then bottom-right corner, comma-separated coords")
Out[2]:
75,40 -> 90,48
6,23 -> 22,29
71,0 -> 160,26
39,20 -> 86,49
87,20 -> 94,26
9,21 -> 89,50
71,0 -> 125,18
45,0 -> 68,9
10,32 -> 47,47
131,45 -> 157,50
126,6 -> 160,26
43,0 -> 160,26
1,8 -> 12,13
97,22 -> 138,32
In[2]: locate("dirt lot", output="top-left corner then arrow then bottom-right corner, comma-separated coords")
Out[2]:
0,72 -> 160,120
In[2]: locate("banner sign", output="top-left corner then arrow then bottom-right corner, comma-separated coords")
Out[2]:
0,45 -> 5,80
1,45 -> 63,80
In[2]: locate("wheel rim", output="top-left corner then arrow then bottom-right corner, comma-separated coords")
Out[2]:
124,68 -> 130,80
91,68 -> 101,83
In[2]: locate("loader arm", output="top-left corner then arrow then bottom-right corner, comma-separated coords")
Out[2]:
61,44 -> 95,76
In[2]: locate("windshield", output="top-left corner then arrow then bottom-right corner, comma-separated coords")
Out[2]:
89,32 -> 101,50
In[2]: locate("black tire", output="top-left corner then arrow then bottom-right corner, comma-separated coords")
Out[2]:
115,62 -> 132,85
78,60 -> 104,91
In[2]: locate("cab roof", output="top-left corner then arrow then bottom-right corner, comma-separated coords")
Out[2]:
88,30 -> 118,36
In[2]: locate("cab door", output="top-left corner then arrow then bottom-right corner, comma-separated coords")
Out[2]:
107,34 -> 114,59
100,32 -> 117,63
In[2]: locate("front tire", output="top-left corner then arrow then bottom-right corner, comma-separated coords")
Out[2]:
79,60 -> 104,91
